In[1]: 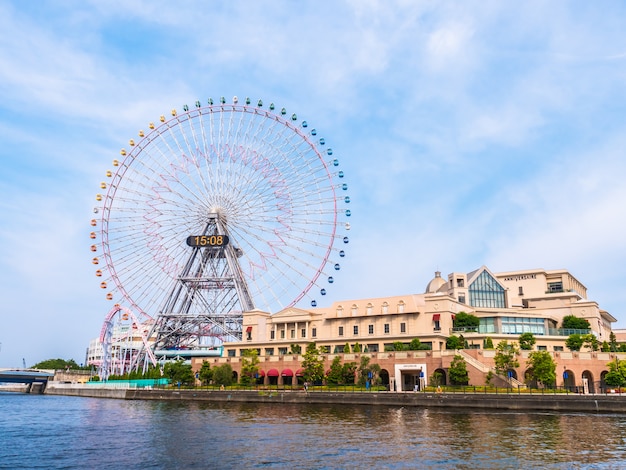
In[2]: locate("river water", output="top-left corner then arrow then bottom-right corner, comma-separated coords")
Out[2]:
1,391 -> 626,469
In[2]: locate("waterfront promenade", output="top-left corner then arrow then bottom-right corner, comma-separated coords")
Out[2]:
44,384 -> 626,413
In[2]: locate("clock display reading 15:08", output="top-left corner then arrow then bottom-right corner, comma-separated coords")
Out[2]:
186,235 -> 230,247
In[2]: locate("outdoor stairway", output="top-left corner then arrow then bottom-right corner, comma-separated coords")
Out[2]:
456,349 -> 526,389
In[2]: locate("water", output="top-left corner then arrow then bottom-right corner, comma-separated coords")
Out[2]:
2,392 -> 626,469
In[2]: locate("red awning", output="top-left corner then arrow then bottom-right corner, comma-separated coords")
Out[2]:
295,368 -> 304,377
281,368 -> 293,377
432,314 -> 441,321
246,326 -> 252,332
256,369 -> 265,377
451,314 -> 455,321
267,368 -> 279,377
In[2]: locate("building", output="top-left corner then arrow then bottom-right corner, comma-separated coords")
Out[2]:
192,266 -> 620,392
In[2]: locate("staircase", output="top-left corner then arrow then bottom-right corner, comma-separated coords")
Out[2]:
456,350 -> 526,389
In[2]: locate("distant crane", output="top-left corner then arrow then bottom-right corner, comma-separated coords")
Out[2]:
22,358 -> 26,369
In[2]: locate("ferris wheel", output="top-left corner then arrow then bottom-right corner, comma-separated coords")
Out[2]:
90,96 -> 351,359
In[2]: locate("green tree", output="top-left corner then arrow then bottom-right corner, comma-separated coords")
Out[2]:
562,315 -> 590,330
610,332 -> 618,352
409,338 -> 430,350
32,358 -> 81,370
352,342 -> 362,353
301,342 -> 325,384
565,334 -> 584,351
356,356 -> 381,386
518,332 -> 536,351
485,370 -> 494,386
341,362 -> 357,384
392,341 -> 408,351
240,349 -> 260,385
448,355 -> 469,385
343,342 -> 351,353
582,334 -> 599,352
289,344 -> 301,354
212,364 -> 234,387
326,356 -> 343,385
484,337 -> 494,349
198,360 -> 213,385
601,341 -> 610,353
429,370 -> 444,387
526,351 -> 556,387
446,335 -> 464,350
494,340 -> 520,378
604,359 -> 626,387
453,312 -> 479,331
163,359 -> 194,386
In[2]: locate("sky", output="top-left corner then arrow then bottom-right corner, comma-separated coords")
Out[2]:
1,0 -> 626,368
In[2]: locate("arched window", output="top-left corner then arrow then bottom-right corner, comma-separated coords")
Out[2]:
337,305 -> 344,316
366,303 -> 373,315
382,302 -> 389,314
351,304 -> 358,316
397,300 -> 405,313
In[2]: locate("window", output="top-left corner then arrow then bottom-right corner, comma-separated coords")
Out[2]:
290,329 -> 295,339
501,317 -> 545,335
366,303 -> 373,315
398,301 -> 405,313
228,349 -> 236,357
548,281 -> 563,293
553,346 -> 564,352
537,345 -> 547,351
367,344 -> 379,352
338,326 -> 344,336
400,322 -> 406,333
265,348 -> 274,356
351,304 -> 358,316
478,317 -> 496,334
368,324 -> 374,335
434,320 -> 441,331
384,323 -> 390,334
382,302 -> 389,314
280,330 -> 285,339
270,330 -> 275,340
469,270 -> 506,308
278,347 -> 288,355
353,325 -> 358,335
301,328 -> 306,338
458,294 -> 465,304
312,327 -> 317,338
518,286 -> 524,296
457,278 -> 464,287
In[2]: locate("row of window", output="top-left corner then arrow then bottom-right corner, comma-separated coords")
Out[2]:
338,322 -> 406,336
269,328 -> 317,340
337,301 -> 406,316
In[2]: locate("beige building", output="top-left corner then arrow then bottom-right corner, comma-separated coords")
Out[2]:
226,266 -> 615,357
193,266 -> 619,392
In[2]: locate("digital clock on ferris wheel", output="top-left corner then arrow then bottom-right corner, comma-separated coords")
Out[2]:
186,235 -> 230,247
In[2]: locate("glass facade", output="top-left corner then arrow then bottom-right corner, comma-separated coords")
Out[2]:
479,317 -> 496,334
501,317 -> 546,335
469,271 -> 506,308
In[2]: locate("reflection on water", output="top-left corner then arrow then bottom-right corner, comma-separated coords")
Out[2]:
2,392 -> 626,469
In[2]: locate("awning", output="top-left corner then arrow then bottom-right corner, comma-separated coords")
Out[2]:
256,370 -> 265,378
246,326 -> 252,333
432,314 -> 441,321
295,368 -> 304,377
281,368 -> 293,377
451,314 -> 455,321
267,368 -> 279,377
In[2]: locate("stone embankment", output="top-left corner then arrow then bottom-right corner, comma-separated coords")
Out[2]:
45,386 -> 626,413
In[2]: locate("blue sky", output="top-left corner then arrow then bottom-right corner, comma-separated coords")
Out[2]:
1,1 -> 626,367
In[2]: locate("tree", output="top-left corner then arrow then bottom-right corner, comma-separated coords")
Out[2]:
526,351 -> 556,388
494,340 -> 520,378
448,355 -> 469,385
341,362 -> 357,384
163,359 -> 194,386
409,338 -> 430,350
289,344 -> 301,354
601,341 -> 610,353
453,312 -> 479,331
301,342 -> 324,384
430,371 -> 444,387
352,342 -> 362,353
562,315 -> 590,330
356,356 -> 381,386
212,364 -> 234,387
326,356 -> 343,385
484,337 -> 494,349
565,334 -> 584,351
518,332 -> 536,351
610,332 -> 618,352
198,360 -> 213,385
446,335 -> 464,350
343,342 -> 351,353
392,341 -> 408,351
604,359 -> 626,387
240,349 -> 260,385
583,334 -> 599,352
32,358 -> 82,370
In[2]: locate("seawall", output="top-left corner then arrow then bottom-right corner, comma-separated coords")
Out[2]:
45,387 -> 626,412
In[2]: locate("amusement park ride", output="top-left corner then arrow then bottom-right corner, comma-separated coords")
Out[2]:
90,97 -> 351,379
